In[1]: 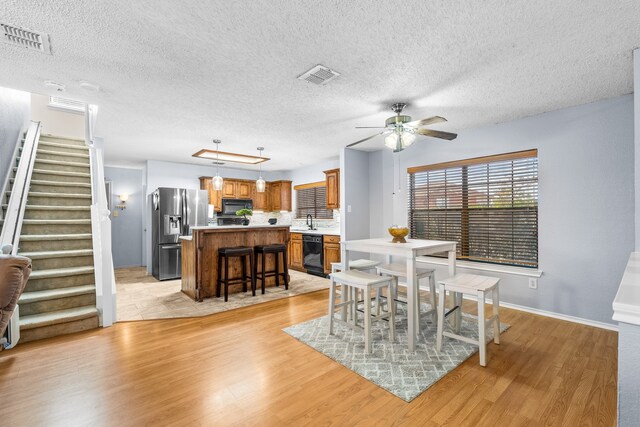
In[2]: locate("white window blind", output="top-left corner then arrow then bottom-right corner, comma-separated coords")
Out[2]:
408,150 -> 538,268
296,185 -> 332,219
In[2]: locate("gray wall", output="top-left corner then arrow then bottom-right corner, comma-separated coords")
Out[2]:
0,87 -> 31,205
367,95 -> 634,325
618,322 -> 640,426
635,49 -> 640,251
105,167 -> 144,268
341,148 -> 370,242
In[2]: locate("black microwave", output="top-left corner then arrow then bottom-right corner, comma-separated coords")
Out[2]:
221,198 -> 253,216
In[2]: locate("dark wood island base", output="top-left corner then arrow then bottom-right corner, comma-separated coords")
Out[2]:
180,226 -> 290,301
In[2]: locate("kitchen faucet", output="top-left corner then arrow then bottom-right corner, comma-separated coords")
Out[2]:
306,214 -> 315,230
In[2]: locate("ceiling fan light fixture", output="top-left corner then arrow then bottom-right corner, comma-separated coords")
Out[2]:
384,133 -> 398,150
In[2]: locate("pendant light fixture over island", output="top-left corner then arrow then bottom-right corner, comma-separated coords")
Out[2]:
256,147 -> 266,193
212,139 -> 223,191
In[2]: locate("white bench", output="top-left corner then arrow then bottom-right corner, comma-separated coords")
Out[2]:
328,270 -> 395,354
375,263 -> 437,335
436,274 -> 501,367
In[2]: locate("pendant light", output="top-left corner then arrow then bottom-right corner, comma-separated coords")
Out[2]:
212,139 -> 224,191
256,147 -> 266,193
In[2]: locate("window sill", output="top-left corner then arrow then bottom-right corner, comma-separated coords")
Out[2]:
416,256 -> 542,278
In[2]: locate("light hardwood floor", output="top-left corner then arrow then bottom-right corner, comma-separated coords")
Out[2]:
0,288 -> 617,426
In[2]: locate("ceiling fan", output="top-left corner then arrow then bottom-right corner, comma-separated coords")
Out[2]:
347,103 -> 457,152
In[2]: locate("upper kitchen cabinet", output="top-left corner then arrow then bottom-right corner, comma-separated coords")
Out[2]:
251,182 -> 269,211
199,177 -> 222,212
236,181 -> 252,199
268,180 -> 292,211
324,168 -> 340,209
222,180 -> 237,198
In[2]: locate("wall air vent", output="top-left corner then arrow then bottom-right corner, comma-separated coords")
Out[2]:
48,96 -> 86,114
1,23 -> 51,54
297,64 -> 340,85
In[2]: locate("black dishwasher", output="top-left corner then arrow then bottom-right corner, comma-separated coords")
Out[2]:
302,234 -> 324,277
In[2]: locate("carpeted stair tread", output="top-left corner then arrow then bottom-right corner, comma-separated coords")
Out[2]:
19,248 -> 93,259
38,141 -> 89,151
32,158 -> 90,168
19,285 -> 96,304
19,233 -> 92,241
11,205 -> 91,211
26,191 -> 92,199
32,149 -> 89,159
14,167 -> 91,178
19,306 -> 98,330
21,179 -> 91,188
19,219 -> 91,225
29,266 -> 94,279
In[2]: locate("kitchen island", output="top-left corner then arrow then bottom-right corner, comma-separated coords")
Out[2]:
180,225 -> 290,301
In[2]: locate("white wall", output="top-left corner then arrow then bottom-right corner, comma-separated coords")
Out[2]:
635,48 -> 640,251
366,95 -> 634,325
30,93 -> 85,139
0,87 -> 31,204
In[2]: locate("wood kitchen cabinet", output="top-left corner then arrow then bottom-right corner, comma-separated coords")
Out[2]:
268,180 -> 292,212
288,232 -> 304,270
323,234 -> 341,274
200,177 -> 291,212
324,168 -> 340,209
199,177 -> 222,212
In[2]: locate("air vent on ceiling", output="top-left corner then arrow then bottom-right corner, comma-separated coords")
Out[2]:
1,23 -> 51,54
297,64 -> 340,85
48,96 -> 86,114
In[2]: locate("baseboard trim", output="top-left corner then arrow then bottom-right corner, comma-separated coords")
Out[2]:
459,294 -> 618,332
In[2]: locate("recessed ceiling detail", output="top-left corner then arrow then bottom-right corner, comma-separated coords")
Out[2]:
1,22 -> 51,54
297,64 -> 340,85
193,149 -> 270,165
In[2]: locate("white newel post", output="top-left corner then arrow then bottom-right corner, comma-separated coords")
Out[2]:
86,105 -> 117,326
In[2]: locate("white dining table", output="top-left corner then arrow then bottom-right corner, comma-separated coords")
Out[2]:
342,237 -> 457,352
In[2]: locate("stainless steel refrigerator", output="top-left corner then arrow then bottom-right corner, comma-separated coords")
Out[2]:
151,187 -> 208,280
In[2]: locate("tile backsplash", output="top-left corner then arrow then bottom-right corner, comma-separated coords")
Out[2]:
246,209 -> 340,228
290,209 -> 340,229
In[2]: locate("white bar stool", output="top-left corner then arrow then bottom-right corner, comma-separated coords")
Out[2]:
328,270 -> 395,354
436,274 -> 501,367
375,263 -> 437,335
331,259 -> 380,321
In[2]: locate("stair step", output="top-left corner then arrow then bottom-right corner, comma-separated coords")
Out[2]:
19,248 -> 93,259
19,284 -> 96,304
24,179 -> 91,188
36,149 -> 89,159
25,192 -> 92,199
40,134 -> 86,145
29,265 -> 95,280
31,158 -> 90,173
20,233 -> 93,241
19,306 -> 98,330
38,141 -> 89,153
18,167 -> 91,178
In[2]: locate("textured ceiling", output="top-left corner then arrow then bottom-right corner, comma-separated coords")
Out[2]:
1,1 -> 639,170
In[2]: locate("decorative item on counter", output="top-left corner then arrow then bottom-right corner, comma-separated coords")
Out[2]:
388,225 -> 409,243
268,218 -> 277,225
236,208 -> 253,226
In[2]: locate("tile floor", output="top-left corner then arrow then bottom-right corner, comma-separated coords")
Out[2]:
115,267 -> 330,321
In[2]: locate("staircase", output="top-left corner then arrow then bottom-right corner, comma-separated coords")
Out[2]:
2,134 -> 99,343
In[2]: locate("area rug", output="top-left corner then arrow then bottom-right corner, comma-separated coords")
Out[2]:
116,268 -> 330,321
283,305 -> 509,402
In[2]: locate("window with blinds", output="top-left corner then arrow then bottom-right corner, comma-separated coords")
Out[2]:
408,150 -> 538,268
296,185 -> 332,219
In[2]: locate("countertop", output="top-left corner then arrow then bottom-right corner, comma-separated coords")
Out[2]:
181,224 -> 340,237
190,224 -> 290,230
289,227 -> 340,236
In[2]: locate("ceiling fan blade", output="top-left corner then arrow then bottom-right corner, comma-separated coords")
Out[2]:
355,126 -> 387,129
417,128 -> 458,140
347,131 -> 386,147
406,116 -> 447,127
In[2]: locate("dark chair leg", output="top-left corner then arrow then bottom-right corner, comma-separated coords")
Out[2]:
216,252 -> 222,298
224,254 -> 230,302
261,252 -> 266,295
249,251 -> 256,296
275,252 -> 280,287
241,254 -> 247,293
282,248 -> 289,290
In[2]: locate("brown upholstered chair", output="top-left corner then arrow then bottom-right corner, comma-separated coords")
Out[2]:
0,245 -> 32,338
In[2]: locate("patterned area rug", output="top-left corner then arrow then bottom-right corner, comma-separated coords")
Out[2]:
284,305 -> 509,402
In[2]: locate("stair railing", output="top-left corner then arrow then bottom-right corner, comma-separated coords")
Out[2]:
85,105 -> 117,327
0,121 -> 41,254
0,121 -> 40,349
